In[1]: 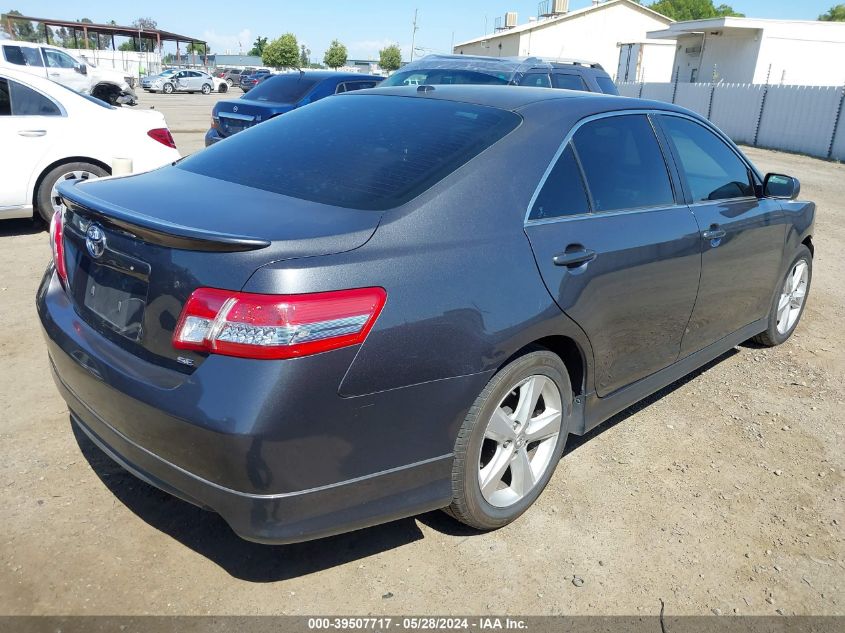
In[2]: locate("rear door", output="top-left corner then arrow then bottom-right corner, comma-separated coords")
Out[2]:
524,113 -> 702,396
0,76 -> 62,210
1,44 -> 48,81
551,73 -> 589,92
655,114 -> 787,356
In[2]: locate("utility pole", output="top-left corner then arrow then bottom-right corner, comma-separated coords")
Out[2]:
410,8 -> 419,61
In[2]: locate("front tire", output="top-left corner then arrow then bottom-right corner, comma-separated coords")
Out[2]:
446,350 -> 571,531
752,245 -> 812,347
217,83 -> 228,93
162,83 -> 174,94
35,162 -> 109,224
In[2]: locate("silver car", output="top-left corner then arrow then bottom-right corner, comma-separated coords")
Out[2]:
148,70 -> 215,95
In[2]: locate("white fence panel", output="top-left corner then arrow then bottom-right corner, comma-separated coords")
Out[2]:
673,83 -> 711,117
708,84 -> 766,145
756,85 -> 843,158
616,82 -> 641,98
639,82 -> 674,103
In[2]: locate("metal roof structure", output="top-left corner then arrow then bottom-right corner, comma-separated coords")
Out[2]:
1,13 -> 207,59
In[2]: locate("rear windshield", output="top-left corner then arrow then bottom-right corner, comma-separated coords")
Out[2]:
178,94 -> 521,210
381,69 -> 509,87
245,74 -> 318,102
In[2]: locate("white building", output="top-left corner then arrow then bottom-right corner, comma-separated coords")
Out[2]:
452,0 -> 673,79
647,17 -> 845,85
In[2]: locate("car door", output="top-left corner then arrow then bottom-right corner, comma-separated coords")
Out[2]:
0,76 -> 62,211
42,48 -> 89,93
189,71 -> 205,90
654,114 -> 788,356
171,71 -> 188,91
523,113 -> 702,396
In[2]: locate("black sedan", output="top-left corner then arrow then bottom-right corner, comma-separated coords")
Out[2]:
39,85 -> 814,543
207,71 -> 383,146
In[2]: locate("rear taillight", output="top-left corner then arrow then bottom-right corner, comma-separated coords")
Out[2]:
49,210 -> 68,285
147,127 -> 176,149
172,287 -> 387,360
210,115 -> 219,130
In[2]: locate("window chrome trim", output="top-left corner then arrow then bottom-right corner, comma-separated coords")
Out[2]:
523,108 -> 759,227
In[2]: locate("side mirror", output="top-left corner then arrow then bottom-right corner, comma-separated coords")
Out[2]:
74,63 -> 87,75
764,173 -> 800,200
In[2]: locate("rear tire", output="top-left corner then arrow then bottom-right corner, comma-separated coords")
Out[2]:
35,161 -> 109,224
752,246 -> 812,347
226,78 -> 234,87
202,83 -> 212,95
445,350 -> 571,531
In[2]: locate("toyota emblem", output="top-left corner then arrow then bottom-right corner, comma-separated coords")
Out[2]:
85,224 -> 106,259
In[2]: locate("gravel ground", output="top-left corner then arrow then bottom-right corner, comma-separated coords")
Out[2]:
0,94 -> 842,616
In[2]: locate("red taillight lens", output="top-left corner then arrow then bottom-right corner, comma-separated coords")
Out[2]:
210,115 -> 219,130
172,287 -> 387,360
147,127 -> 176,149
49,210 -> 68,285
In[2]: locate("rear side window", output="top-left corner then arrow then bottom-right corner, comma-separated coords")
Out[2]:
552,74 -> 588,91
0,78 -> 10,115
178,95 -> 521,210
8,79 -> 61,116
660,115 -> 754,202
381,69 -> 509,87
3,45 -> 43,67
521,73 -> 551,88
573,114 -> 674,212
529,144 -> 590,220
336,80 -> 378,93
247,74 -> 318,102
594,76 -> 619,95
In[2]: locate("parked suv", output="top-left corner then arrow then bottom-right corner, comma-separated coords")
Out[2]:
219,68 -> 246,87
381,54 -> 619,95
240,69 -> 272,92
0,40 -> 137,105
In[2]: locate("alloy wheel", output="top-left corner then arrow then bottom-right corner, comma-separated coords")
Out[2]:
478,375 -> 562,508
776,260 -> 809,335
50,171 -> 98,215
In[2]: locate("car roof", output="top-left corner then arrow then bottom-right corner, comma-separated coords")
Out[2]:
349,84 -> 693,116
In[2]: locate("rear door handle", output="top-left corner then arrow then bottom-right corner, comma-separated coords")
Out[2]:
553,248 -> 596,268
702,228 -> 726,240
18,130 -> 47,137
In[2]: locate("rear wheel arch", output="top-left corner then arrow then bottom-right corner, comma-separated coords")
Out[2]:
501,335 -> 587,401
31,156 -> 111,220
802,235 -> 814,257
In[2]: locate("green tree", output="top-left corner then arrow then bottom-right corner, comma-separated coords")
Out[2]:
819,4 -> 845,20
647,0 -> 743,21
2,10 -> 41,41
299,43 -> 310,68
263,33 -> 299,68
378,43 -> 402,72
249,36 -> 268,56
186,41 -> 208,54
323,39 -> 348,69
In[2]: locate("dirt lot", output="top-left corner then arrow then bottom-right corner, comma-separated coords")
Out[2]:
0,91 -> 843,616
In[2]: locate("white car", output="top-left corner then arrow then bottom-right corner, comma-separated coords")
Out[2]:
144,69 -> 228,94
0,67 -> 180,223
147,69 -> 226,95
0,40 -> 136,105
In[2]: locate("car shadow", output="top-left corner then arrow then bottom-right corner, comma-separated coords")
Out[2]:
71,422 -> 426,583
71,348 -> 740,575
0,218 -> 44,237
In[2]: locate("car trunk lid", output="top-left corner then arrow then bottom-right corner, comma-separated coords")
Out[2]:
56,167 -> 382,371
214,99 -> 290,137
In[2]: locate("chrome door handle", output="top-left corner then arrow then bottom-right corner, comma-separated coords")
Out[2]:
18,130 -> 47,137
553,248 -> 597,268
702,228 -> 726,240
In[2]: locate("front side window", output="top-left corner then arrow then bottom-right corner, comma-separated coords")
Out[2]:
7,79 -> 61,116
529,144 -> 590,220
660,115 -> 754,202
44,49 -> 76,69
521,73 -> 551,88
177,95 -> 521,210
3,45 -> 44,67
573,114 -> 674,212
552,74 -> 588,91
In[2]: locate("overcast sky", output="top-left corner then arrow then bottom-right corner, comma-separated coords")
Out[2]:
9,0 -> 839,60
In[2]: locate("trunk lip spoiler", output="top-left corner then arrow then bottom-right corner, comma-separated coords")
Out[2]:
57,181 -> 271,253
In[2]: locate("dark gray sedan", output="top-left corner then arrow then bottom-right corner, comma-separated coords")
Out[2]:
38,85 -> 814,543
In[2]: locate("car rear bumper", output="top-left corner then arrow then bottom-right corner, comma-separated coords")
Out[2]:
205,128 -> 223,146
37,268 -> 479,543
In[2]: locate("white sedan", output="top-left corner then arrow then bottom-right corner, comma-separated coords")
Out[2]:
0,66 -> 180,223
